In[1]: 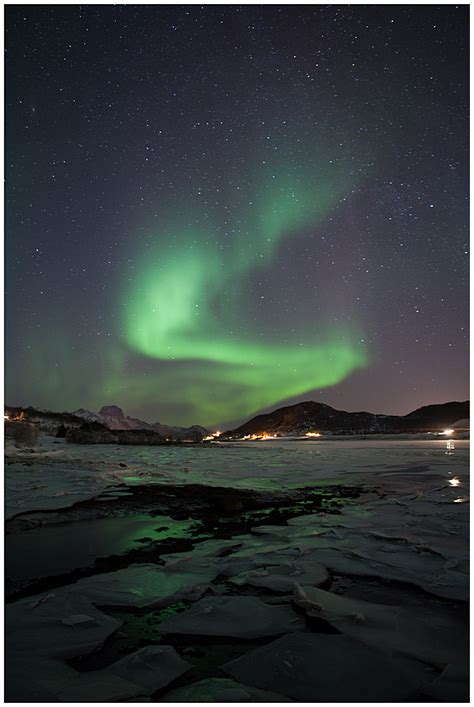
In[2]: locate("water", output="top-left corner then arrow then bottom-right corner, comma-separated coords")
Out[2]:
6,437 -> 469,583
21,436 -> 469,491
6,515 -> 201,581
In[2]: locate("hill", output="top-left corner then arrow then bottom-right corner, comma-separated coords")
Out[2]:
222,400 -> 470,438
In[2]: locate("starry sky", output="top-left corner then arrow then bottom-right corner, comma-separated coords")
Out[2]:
5,4 -> 469,427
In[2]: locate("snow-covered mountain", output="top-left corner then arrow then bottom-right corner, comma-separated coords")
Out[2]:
74,406 -> 153,430
73,405 -> 208,440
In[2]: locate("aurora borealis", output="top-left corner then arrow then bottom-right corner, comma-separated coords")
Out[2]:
5,5 -> 469,427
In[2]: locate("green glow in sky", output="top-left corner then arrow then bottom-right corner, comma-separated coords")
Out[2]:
120,155 -> 368,425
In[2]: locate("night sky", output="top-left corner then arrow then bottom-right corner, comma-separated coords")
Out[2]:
5,4 -> 469,427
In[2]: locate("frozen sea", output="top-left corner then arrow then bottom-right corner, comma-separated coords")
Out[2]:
5,436 -> 470,517
5,435 -> 470,702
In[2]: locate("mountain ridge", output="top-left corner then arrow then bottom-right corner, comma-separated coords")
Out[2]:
221,400 -> 470,438
5,404 -> 208,442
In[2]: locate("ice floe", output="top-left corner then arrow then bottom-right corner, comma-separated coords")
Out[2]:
223,632 -> 423,701
159,677 -> 294,702
292,584 -> 468,667
6,588 -> 121,659
73,562 -> 219,609
106,645 -> 191,694
229,559 -> 328,592
160,595 -> 306,638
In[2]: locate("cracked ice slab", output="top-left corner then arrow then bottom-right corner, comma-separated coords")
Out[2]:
6,656 -> 146,703
159,677 -> 294,702
6,589 -> 122,659
223,632 -> 422,702
73,561 -> 219,608
5,463 -> 118,519
159,595 -> 306,639
423,663 -> 470,702
106,645 -> 191,694
276,493 -> 469,601
229,560 -> 328,593
293,584 -> 468,668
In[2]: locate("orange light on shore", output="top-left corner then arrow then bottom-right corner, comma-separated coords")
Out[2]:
203,430 -> 222,442
4,414 -> 10,421
241,432 -> 276,440
442,429 -> 454,436
305,431 -> 321,438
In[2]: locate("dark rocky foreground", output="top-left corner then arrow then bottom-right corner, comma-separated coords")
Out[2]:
5,468 -> 469,702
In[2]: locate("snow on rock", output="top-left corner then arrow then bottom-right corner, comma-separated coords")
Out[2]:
159,595 -> 305,639
292,584 -> 468,668
73,404 -> 208,439
73,562 -> 218,609
223,632 -> 422,702
74,405 -> 153,431
159,677 -> 294,702
106,645 -> 191,694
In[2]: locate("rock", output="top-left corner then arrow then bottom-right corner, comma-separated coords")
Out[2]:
159,677 -> 294,702
106,645 -> 191,694
159,595 -> 305,639
223,632 -> 422,702
98,405 -> 126,419
66,421 -> 118,444
5,421 -> 40,446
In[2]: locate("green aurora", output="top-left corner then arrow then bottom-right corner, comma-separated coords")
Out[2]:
120,154 -> 368,425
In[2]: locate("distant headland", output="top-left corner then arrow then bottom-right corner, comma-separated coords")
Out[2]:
4,400 -> 470,445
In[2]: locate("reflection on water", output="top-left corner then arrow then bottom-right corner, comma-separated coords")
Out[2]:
448,476 -> 461,487
6,514 -> 201,581
454,496 -> 469,504
445,440 -> 455,455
